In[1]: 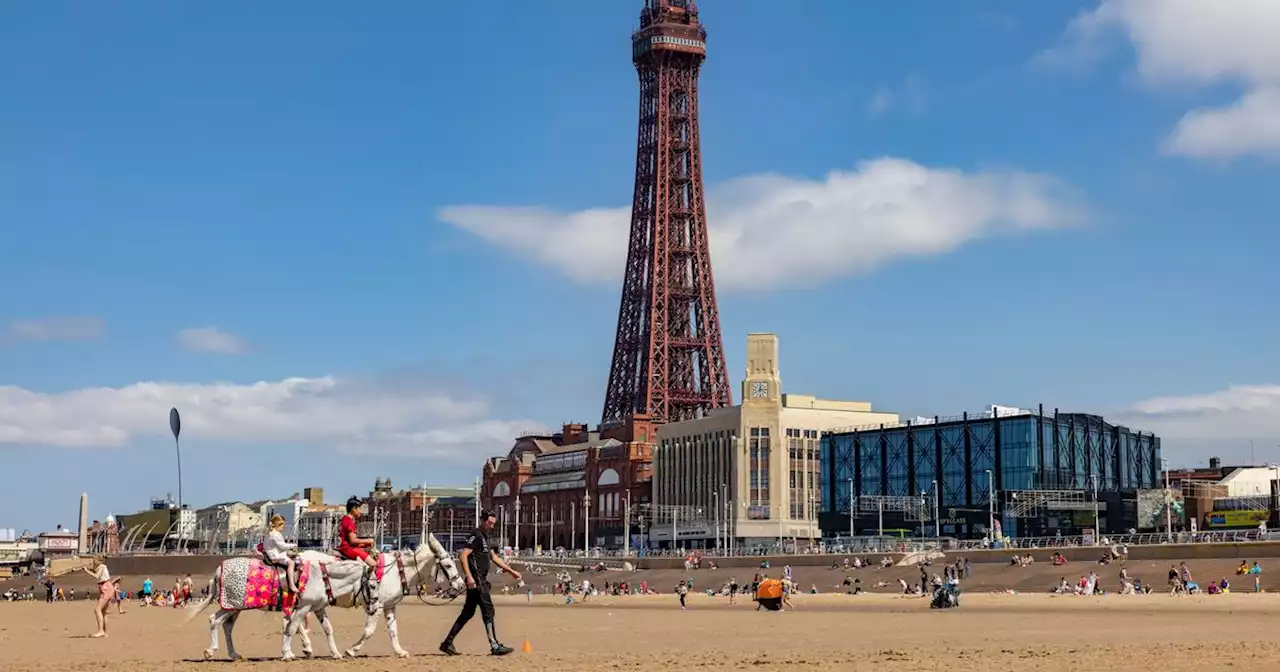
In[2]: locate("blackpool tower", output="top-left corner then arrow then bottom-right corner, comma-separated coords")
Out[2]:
601,0 -> 732,427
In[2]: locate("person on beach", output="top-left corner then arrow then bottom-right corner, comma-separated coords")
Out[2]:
80,556 -> 117,638
336,497 -> 380,581
439,510 -> 521,657
263,514 -> 300,593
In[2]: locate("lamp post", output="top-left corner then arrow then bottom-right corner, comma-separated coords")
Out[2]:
582,491 -> 591,556
721,482 -> 730,555
1271,460 -> 1279,528
168,408 -> 184,539
712,491 -> 720,550
671,506 -> 679,552
533,496 -> 539,553
514,498 -> 522,553
808,494 -> 816,545
499,505 -> 506,548
1089,473 -> 1100,543
985,469 -> 995,542
473,477 -> 481,528
623,491 -> 631,556
1160,458 -> 1173,540
848,478 -> 856,542
930,480 -> 941,539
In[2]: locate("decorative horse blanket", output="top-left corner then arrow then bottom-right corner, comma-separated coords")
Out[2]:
218,558 -> 310,617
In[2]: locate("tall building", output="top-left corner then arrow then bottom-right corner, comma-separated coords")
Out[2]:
361,479 -> 478,551
601,0 -> 732,427
482,420 -> 655,551
651,334 -> 899,549
820,407 -> 1162,539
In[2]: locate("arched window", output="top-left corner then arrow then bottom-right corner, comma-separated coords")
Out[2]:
598,468 -> 621,486
492,481 -> 511,498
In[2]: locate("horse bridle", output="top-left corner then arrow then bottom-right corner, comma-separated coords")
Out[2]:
410,537 -> 462,601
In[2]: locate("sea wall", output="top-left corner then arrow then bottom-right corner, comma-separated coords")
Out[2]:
106,554 -> 235,577
958,541 -> 1280,564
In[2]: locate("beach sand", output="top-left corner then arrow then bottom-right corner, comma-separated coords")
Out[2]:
1,592 -> 1277,671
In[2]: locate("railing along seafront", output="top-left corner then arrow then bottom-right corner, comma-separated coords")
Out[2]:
950,530 -> 1269,550
102,530 -> 1276,559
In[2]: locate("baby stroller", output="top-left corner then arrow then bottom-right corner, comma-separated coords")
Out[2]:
930,582 -> 961,609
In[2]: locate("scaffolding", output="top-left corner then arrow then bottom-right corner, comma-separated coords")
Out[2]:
857,495 -> 930,521
1005,490 -> 1087,518
850,495 -> 931,537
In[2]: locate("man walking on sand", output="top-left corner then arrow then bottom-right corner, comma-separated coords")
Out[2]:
440,511 -> 522,656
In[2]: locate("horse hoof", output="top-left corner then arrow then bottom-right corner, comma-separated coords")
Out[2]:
345,649 -> 358,658
203,650 -> 214,661
302,650 -> 315,659
331,653 -> 344,661
281,654 -> 295,662
395,650 -> 411,659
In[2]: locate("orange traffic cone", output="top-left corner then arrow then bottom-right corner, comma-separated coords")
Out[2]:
521,637 -> 533,653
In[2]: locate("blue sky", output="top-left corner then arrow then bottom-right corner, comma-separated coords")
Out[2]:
3,0 -> 1279,533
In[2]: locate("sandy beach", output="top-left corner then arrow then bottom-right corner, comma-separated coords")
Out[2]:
2,592 -> 1278,671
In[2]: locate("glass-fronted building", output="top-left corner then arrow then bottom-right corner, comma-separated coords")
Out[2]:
819,405 -> 1161,539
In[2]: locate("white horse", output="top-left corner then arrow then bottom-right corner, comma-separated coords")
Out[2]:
300,534 -> 464,659
187,533 -> 464,661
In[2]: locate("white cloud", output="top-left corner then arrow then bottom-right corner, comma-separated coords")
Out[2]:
1,317 -> 104,344
0,376 -> 543,461
438,158 -> 1081,292
1163,87 -> 1280,159
866,76 -> 927,118
1041,0 -> 1280,158
179,326 -> 249,355
1114,384 -> 1280,442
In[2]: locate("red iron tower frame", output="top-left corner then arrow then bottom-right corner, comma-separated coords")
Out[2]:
602,0 -> 732,427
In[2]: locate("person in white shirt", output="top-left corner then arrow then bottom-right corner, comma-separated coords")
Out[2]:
264,515 -> 300,593
79,556 -> 116,638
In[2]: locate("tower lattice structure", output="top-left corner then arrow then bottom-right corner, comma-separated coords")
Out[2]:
602,0 -> 732,427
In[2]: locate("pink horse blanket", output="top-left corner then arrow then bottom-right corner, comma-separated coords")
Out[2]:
218,558 -> 310,617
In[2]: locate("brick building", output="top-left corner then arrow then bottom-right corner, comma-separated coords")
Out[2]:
361,479 -> 478,551
481,416 -> 655,551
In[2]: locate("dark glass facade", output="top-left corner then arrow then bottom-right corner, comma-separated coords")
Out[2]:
820,406 -> 1161,538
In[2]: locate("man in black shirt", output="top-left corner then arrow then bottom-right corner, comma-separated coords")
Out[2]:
440,510 -> 522,656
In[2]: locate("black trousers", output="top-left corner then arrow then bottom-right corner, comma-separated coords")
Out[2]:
446,581 -> 495,641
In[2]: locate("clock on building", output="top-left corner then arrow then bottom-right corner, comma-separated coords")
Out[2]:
751,381 -> 769,398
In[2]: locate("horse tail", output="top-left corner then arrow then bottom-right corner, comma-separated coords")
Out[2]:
182,569 -> 220,626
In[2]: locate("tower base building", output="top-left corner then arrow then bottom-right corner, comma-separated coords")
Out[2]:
650,333 -> 898,550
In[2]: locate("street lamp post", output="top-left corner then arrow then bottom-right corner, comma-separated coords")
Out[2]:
1089,473 -> 1100,543
985,469 -> 995,543
499,505 -> 506,548
533,496 -> 539,553
624,491 -> 631,556
849,478 -> 856,542
1162,458 -> 1172,540
712,491 -> 720,550
169,408 -> 183,519
930,480 -> 940,539
514,498 -> 522,553
582,492 -> 591,556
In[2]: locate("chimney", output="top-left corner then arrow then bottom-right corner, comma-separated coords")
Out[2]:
1209,457 -> 1221,470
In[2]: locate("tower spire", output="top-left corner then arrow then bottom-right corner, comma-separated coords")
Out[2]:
602,0 -> 730,426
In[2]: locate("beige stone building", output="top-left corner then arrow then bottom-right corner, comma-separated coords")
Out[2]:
650,333 -> 898,550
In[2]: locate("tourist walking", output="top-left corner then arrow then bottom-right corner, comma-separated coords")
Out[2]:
80,556 -> 117,638
439,511 -> 522,656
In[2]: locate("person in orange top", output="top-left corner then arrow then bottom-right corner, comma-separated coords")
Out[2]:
336,497 -> 379,578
